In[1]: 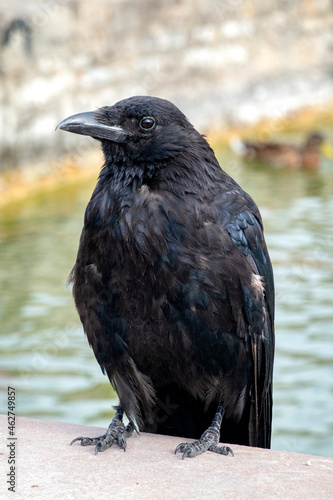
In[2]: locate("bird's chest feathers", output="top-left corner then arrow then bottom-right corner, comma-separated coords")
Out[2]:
89,183 -> 171,268
119,184 -> 168,260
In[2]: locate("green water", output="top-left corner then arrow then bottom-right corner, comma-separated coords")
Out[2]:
1,145 -> 333,457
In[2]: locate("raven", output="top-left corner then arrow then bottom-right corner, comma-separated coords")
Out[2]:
56,96 -> 274,459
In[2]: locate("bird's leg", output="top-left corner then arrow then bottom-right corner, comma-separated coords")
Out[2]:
175,405 -> 234,459
71,406 -> 134,455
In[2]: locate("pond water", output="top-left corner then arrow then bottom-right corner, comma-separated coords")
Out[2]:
1,140 -> 333,458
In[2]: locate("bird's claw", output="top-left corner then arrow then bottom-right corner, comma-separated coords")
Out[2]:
174,443 -> 184,454
175,443 -> 193,460
175,440 -> 234,459
71,415 -> 130,454
175,440 -> 204,459
70,435 -> 104,446
209,443 -> 234,456
175,407 -> 233,459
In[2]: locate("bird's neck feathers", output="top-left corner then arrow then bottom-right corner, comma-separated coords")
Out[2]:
97,133 -> 224,194
86,135 -> 231,229
98,156 -> 167,195
99,140 -> 166,190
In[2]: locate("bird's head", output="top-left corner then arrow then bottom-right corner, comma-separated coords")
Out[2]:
56,96 -> 198,164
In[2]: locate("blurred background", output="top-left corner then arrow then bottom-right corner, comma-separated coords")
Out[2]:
0,0 -> 332,458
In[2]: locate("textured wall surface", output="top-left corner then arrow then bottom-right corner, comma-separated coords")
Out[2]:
1,0 -> 333,167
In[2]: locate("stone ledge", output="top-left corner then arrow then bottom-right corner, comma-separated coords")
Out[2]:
1,415 -> 332,499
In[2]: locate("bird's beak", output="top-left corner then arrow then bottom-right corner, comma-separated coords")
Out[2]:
55,111 -> 127,142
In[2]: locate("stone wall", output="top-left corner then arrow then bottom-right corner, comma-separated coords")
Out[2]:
1,0 -> 333,168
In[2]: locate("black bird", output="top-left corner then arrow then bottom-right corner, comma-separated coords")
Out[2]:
56,96 -> 274,459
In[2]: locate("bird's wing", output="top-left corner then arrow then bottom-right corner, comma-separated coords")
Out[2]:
126,175 -> 275,447
215,185 -> 274,448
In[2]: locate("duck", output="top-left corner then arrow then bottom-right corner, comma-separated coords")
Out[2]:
229,132 -> 331,170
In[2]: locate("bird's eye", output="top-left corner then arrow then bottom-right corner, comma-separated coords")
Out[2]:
139,117 -> 156,130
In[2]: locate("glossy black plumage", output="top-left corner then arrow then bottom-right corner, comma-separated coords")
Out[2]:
57,96 -> 274,453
